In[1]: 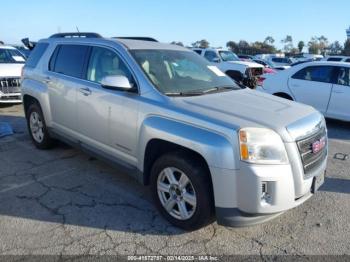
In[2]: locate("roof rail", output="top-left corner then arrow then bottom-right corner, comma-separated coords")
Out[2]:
114,37 -> 158,42
49,32 -> 102,39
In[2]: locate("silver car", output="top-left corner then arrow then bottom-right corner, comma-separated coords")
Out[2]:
21,33 -> 327,230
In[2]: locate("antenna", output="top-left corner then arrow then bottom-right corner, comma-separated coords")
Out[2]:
76,26 -> 80,33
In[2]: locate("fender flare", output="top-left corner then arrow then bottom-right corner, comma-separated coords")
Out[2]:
137,116 -> 238,172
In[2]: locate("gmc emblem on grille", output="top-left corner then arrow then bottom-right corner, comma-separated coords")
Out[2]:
312,137 -> 326,154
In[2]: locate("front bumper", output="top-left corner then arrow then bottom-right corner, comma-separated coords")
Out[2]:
0,92 -> 22,103
210,157 -> 326,227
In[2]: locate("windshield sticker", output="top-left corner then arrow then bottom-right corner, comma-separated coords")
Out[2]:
12,56 -> 25,62
207,66 -> 226,77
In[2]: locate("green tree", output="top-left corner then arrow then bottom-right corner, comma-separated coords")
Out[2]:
343,39 -> 350,56
281,35 -> 293,52
226,41 -> 238,53
264,36 -> 275,45
297,41 -> 305,53
308,37 -> 320,54
328,41 -> 343,55
170,41 -> 184,46
191,39 -> 209,48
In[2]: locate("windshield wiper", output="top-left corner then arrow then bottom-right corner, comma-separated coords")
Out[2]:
202,86 -> 240,93
165,86 -> 239,97
164,91 -> 206,97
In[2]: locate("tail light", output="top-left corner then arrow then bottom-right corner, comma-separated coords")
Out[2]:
257,77 -> 266,86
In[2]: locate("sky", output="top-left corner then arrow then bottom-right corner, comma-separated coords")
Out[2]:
1,0 -> 350,49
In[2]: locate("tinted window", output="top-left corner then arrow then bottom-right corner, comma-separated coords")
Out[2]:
193,50 -> 202,55
327,57 -> 342,62
25,44 -> 48,68
292,66 -> 334,83
52,45 -> 89,78
204,51 -> 219,62
272,57 -> 290,63
345,58 -> 350,63
86,46 -> 135,85
335,67 -> 350,86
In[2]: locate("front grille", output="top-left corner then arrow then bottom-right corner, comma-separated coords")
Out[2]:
297,127 -> 327,177
0,77 -> 21,94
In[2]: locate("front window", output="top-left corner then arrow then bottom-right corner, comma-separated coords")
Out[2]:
0,48 -> 26,64
219,51 -> 240,62
131,49 -> 239,95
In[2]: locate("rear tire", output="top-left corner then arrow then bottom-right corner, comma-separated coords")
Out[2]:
26,103 -> 54,149
150,151 -> 215,230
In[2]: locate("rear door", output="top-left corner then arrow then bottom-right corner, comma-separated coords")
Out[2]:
47,44 -> 90,135
326,66 -> 350,121
288,65 -> 334,113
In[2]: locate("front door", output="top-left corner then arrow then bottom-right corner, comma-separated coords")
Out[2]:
77,46 -> 139,165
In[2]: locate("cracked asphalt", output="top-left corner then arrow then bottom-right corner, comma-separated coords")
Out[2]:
0,104 -> 349,257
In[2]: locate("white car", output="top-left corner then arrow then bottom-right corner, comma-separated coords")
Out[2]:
0,45 -> 26,103
259,61 -> 350,121
193,48 -> 264,88
322,56 -> 350,63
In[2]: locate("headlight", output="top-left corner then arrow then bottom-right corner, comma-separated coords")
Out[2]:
239,128 -> 288,164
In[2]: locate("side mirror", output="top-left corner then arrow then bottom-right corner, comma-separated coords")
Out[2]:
101,75 -> 134,91
212,57 -> 220,63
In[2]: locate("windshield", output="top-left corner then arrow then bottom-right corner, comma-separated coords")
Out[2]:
0,48 -> 26,64
218,51 -> 240,62
131,49 -> 240,95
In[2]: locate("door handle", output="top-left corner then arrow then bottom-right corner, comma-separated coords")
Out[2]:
333,90 -> 344,94
79,87 -> 92,96
43,77 -> 51,84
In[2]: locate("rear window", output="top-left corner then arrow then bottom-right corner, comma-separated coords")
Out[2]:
25,43 -> 48,68
327,57 -> 342,62
345,58 -> 350,63
50,44 -> 89,78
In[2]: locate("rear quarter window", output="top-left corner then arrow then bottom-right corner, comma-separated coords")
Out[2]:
25,43 -> 49,68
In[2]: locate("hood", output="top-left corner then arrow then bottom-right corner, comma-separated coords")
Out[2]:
0,64 -> 24,77
227,60 -> 264,68
173,89 -> 318,142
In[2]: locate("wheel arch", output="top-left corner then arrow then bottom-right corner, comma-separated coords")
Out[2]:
273,92 -> 294,100
138,116 -> 238,185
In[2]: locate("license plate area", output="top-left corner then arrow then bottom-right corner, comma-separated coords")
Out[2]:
311,172 -> 325,193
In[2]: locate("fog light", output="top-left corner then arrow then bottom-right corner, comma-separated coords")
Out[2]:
261,182 -> 271,203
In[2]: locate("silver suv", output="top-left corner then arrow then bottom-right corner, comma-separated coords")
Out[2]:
21,33 -> 327,230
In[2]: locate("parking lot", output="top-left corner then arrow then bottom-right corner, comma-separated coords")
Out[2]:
0,103 -> 349,257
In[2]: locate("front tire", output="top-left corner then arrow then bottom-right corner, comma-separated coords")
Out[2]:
150,151 -> 214,230
26,103 -> 54,149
